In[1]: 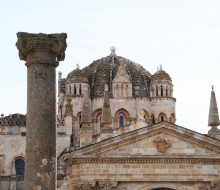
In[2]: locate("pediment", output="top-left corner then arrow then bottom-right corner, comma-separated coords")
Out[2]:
69,122 -> 220,158
112,63 -> 131,83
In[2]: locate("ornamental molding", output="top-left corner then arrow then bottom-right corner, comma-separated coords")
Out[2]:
65,157 -> 220,165
16,32 -> 67,61
153,137 -> 171,153
76,181 -> 122,190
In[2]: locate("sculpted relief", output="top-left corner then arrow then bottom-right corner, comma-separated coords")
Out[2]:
153,137 -> 171,153
76,181 -> 127,190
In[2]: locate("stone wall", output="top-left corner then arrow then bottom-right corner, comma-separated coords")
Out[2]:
69,161 -> 220,190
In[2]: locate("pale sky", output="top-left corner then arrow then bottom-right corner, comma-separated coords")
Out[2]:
0,0 -> 220,134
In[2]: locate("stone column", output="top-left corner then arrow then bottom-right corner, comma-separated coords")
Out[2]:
16,32 -> 67,190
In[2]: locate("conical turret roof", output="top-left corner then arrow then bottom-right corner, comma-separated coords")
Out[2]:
101,84 -> 112,125
208,86 -> 220,127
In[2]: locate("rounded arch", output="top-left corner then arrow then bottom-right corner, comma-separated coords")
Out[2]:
92,108 -> 102,134
170,113 -> 176,124
151,114 -> 156,124
139,183 -> 194,190
143,110 -> 151,124
158,112 -> 167,122
92,108 -> 102,121
9,155 -> 25,176
77,111 -> 82,128
114,108 -> 130,128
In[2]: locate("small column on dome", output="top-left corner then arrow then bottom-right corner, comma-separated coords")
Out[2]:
80,87 -> 93,147
208,85 -> 220,139
110,46 -> 116,57
100,84 -> 113,141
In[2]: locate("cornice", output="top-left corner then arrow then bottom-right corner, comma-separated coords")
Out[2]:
65,157 -> 220,165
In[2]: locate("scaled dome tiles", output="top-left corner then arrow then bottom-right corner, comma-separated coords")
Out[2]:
151,65 -> 172,82
66,55 -> 152,99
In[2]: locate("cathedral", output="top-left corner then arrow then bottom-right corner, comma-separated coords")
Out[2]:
0,47 -> 220,190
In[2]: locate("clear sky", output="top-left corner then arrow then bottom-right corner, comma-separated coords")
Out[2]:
0,0 -> 219,134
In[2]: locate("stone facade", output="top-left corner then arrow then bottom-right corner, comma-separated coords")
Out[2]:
62,122 -> 220,190
57,50 -> 176,148
1,47 -> 220,189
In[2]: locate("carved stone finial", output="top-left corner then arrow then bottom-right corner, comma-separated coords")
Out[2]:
159,65 -> 163,71
101,84 -> 112,125
208,87 -> 220,127
104,84 -> 109,91
16,32 -> 67,65
58,71 -> 62,79
212,85 -> 214,91
110,46 -> 116,56
76,63 -> 80,70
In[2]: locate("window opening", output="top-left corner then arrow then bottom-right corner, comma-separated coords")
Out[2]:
119,115 -> 124,127
15,159 -> 25,176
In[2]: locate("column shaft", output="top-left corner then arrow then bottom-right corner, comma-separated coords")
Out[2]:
16,32 -> 67,190
25,63 -> 56,190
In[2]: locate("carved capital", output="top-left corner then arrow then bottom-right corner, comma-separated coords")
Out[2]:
198,184 -> 209,190
76,181 -> 119,190
16,32 -> 67,65
77,181 -> 96,190
211,180 -> 220,190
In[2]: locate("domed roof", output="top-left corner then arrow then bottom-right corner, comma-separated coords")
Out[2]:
67,67 -> 89,84
66,51 -> 152,99
151,65 -> 172,81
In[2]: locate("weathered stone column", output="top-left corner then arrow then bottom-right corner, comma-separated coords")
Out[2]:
16,32 -> 67,190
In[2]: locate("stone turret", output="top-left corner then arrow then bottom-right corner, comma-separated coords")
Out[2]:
208,86 -> 220,140
149,65 -> 176,124
100,84 -> 113,141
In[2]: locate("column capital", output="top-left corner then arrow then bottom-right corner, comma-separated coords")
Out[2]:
16,32 -> 67,66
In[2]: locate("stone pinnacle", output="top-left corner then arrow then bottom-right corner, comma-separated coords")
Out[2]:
208,86 -> 220,127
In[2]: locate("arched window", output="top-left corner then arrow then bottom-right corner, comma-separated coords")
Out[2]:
77,113 -> 82,128
125,85 -> 129,97
69,85 -> 71,95
166,86 -> 168,96
170,113 -> 175,123
152,114 -> 155,124
161,85 -> 163,96
15,158 -> 25,176
119,115 -> 124,127
116,85 -> 119,97
74,84 -> 76,95
158,113 -> 167,122
96,113 -> 102,134
114,109 -> 130,128
79,84 -> 82,95
156,86 -> 158,97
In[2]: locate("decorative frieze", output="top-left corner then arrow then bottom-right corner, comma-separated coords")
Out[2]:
76,181 -> 119,190
65,157 -> 220,165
